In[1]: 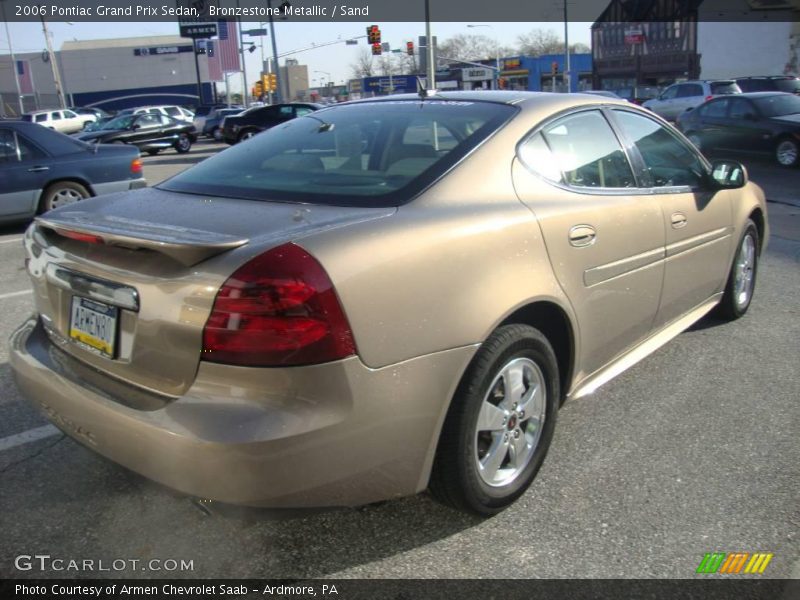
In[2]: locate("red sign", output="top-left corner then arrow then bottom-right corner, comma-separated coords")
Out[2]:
625,28 -> 644,44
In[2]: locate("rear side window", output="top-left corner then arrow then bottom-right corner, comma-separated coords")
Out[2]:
165,107 -> 181,117
518,133 -> 563,183
613,110 -> 706,188
51,112 -> 62,121
737,79 -> 768,92
699,99 -> 729,118
536,110 -> 635,189
678,84 -> 703,98
35,114 -> 47,123
160,100 -> 517,207
710,81 -> 741,95
0,129 -> 17,162
775,79 -> 800,93
729,98 -> 756,119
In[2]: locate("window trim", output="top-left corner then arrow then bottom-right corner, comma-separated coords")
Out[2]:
515,105 -> 651,196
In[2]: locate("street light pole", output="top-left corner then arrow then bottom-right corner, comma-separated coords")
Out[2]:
563,0 -> 571,92
424,0 -> 435,90
267,0 -> 285,103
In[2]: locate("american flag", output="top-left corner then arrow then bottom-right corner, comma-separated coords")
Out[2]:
201,40 -> 223,82
216,20 -> 241,73
16,60 -> 33,94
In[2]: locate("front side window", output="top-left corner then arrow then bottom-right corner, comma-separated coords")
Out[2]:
160,100 -> 516,207
34,114 -> 47,123
660,85 -> 679,100
613,110 -> 706,188
729,98 -> 757,120
136,114 -> 160,128
51,112 -> 62,121
678,84 -> 703,98
537,110 -> 635,189
165,107 -> 181,117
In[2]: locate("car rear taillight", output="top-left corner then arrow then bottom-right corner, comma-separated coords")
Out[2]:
202,242 -> 356,367
705,95 -> 713,101
131,158 -> 143,174
53,228 -> 104,244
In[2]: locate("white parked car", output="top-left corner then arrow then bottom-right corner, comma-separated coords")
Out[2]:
121,105 -> 194,123
21,109 -> 90,134
642,80 -> 741,121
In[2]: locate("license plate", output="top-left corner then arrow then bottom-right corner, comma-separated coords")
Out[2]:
69,297 -> 118,358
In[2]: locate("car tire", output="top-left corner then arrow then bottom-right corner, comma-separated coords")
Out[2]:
686,132 -> 703,151
775,137 -> 798,167
238,129 -> 256,142
175,133 -> 192,154
716,219 -> 759,320
429,324 -> 559,516
146,149 -> 160,156
40,181 -> 91,213
211,127 -> 221,142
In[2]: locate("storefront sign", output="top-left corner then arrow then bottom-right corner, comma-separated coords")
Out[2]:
462,68 -> 493,82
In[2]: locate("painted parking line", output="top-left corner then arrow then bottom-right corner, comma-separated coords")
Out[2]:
0,237 -> 23,245
0,425 -> 60,453
0,290 -> 32,301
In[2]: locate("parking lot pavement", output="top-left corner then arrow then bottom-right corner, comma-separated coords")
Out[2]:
140,138 -> 227,185
0,150 -> 797,580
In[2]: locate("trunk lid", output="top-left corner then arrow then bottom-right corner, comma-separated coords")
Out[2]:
27,188 -> 395,397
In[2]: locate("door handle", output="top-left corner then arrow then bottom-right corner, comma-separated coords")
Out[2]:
27,166 -> 50,173
569,225 -> 596,247
671,212 -> 688,229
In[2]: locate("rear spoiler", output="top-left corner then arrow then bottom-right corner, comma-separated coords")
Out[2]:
35,213 -> 248,267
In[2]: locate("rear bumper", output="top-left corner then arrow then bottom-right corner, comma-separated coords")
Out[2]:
92,178 -> 147,196
10,317 -> 475,508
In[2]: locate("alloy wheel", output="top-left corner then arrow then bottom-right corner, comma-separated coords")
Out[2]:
734,233 -> 756,309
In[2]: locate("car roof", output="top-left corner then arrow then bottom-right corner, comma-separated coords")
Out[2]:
736,91 -> 794,98
735,75 -> 799,80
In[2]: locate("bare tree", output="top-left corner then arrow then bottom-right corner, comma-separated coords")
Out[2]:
350,47 -> 375,78
570,42 -> 591,54
517,29 -> 564,57
437,34 -> 515,63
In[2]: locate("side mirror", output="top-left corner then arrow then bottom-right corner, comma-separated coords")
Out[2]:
710,160 -> 747,189
130,123 -> 140,131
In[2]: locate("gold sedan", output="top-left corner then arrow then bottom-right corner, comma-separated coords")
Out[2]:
10,92 -> 767,515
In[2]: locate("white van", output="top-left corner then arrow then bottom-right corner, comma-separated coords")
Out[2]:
21,109 -> 90,134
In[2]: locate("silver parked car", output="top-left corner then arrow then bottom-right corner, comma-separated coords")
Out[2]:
643,80 -> 741,121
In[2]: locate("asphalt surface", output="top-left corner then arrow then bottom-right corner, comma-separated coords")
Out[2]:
0,140 -> 797,580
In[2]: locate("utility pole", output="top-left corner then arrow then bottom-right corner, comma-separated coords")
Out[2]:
236,0 -> 249,108
40,17 -> 66,108
192,39 -> 203,105
2,4 -> 25,115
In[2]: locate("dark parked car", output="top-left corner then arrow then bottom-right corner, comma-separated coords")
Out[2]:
201,108 -> 244,141
676,92 -> 800,167
616,85 -> 661,105
221,103 -> 320,144
0,120 -> 145,223
75,112 -> 197,155
735,76 -> 800,95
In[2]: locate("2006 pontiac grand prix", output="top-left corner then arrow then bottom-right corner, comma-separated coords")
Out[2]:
10,91 -> 767,515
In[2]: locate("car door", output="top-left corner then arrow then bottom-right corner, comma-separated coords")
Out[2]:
512,108 -> 666,379
129,114 -> 163,146
610,109 -> 733,329
62,109 -> 82,133
49,111 -> 66,132
673,83 -> 704,120
725,97 -> 772,153
693,98 -> 731,150
0,127 -> 50,218
649,84 -> 679,119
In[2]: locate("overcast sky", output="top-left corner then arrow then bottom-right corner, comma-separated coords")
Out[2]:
1,20 -> 592,90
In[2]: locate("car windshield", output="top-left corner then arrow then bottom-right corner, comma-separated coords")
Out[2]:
160,100 -> 517,207
775,79 -> 800,93
101,115 -> 135,130
754,94 -> 800,117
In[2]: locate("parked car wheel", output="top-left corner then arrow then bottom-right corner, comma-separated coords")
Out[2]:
40,181 -> 91,213
238,129 -> 257,143
716,219 -> 759,320
211,127 -> 222,142
175,133 -> 192,154
430,324 -> 559,515
686,132 -> 703,151
775,137 -> 798,167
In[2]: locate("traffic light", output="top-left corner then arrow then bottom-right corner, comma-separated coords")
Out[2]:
268,73 -> 277,92
261,74 -> 269,92
551,61 -> 559,76
367,25 -> 381,44
253,81 -> 264,97
406,41 -> 414,55
371,42 -> 382,56
498,77 -> 507,89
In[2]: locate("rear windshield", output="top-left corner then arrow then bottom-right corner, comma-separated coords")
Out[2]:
710,81 -> 741,95
20,114 -> 32,122
775,79 -> 800,93
159,100 -> 517,207
754,94 -> 800,117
